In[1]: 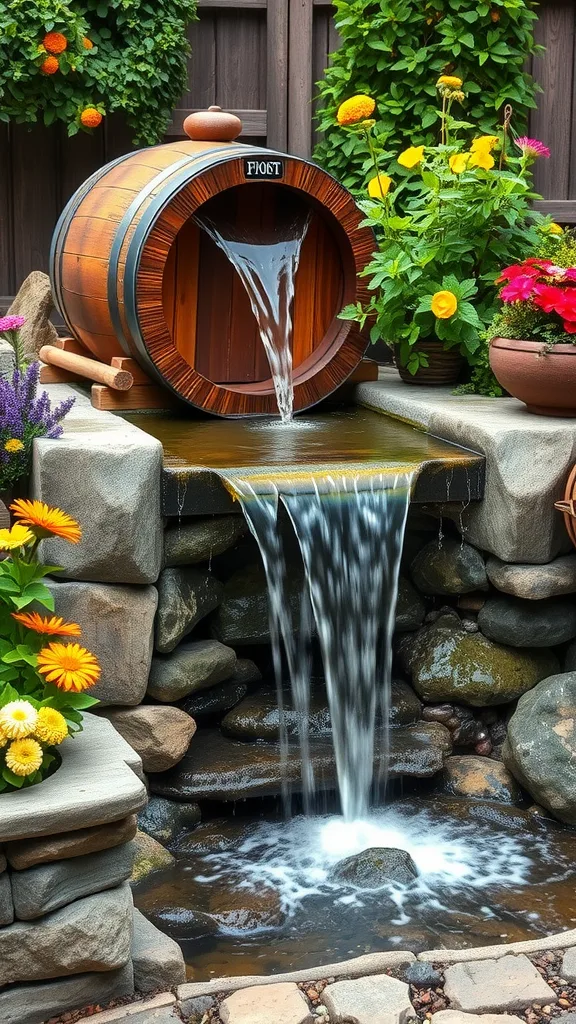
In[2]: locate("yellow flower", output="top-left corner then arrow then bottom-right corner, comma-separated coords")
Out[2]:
548,223 -> 564,235
5,738 -> 43,777
0,700 -> 38,740
431,290 -> 458,319
449,153 -> 469,174
11,612 -> 82,637
37,642 -> 101,693
398,145 -> 425,169
471,135 -> 499,153
336,95 -> 375,127
368,173 -> 392,198
468,149 -> 495,171
437,75 -> 463,89
4,438 -> 24,453
0,523 -> 34,551
35,707 -> 69,745
10,499 -> 81,544
0,728 -> 7,749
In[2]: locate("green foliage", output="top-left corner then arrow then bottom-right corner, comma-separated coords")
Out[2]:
0,0 -> 198,144
315,0 -> 540,191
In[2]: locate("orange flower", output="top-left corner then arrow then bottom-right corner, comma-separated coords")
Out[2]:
80,108 -> 103,128
41,56 -> 59,75
37,642 -> 101,693
337,95 -> 375,127
10,500 -> 81,544
43,32 -> 67,54
82,37 -> 94,49
11,611 -> 82,637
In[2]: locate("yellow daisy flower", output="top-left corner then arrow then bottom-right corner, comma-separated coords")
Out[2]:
4,439 -> 24,453
0,700 -> 39,739
449,153 -> 469,174
0,523 -> 35,551
398,145 -> 425,169
5,738 -> 43,777
37,642 -> 101,693
437,75 -> 463,89
368,173 -> 392,198
431,290 -> 458,319
35,706 -> 69,745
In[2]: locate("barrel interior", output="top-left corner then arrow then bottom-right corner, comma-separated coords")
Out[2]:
162,183 -> 345,386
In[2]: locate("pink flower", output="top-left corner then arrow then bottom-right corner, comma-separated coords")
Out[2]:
500,276 -> 537,302
497,259 -> 553,284
0,316 -> 25,333
514,137 -> 551,159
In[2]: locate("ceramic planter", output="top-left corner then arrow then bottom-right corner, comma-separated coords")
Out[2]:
395,341 -> 464,386
490,337 -> 576,417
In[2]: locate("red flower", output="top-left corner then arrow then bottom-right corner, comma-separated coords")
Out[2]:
564,320 -> 576,334
533,283 -> 566,314
501,276 -> 537,302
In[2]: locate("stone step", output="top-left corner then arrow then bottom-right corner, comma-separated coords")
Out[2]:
0,962 -> 134,1024
443,954 -> 557,1013
79,992 -> 178,1022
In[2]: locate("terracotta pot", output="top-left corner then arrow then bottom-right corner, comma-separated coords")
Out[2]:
183,105 -> 242,143
490,337 -> 576,416
395,341 -> 464,385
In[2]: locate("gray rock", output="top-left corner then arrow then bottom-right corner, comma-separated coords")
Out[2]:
566,639 -> 576,671
443,954 -> 557,1012
0,851 -> 6,871
221,685 -> 331,740
398,614 -> 558,707
47,580 -> 157,706
561,946 -> 576,983
8,270 -> 58,358
411,537 -> 487,595
0,883 -> 134,985
132,831 -> 175,883
395,576 -> 426,632
322,974 -> 413,1024
434,1015 -> 524,1024
0,338 -> 15,380
478,595 -> 576,647
32,388 -> 163,584
0,961 -> 134,1024
231,658 -> 263,683
182,995 -> 216,1023
433,756 -> 523,805
503,671 -> 576,824
405,961 -> 443,988
156,568 -> 223,653
138,797 -> 201,848
164,515 -> 247,566
179,679 -> 248,720
132,908 -> 186,992
73,993 -> 178,1022
210,562 -> 304,646
390,678 -> 422,726
148,639 -> 236,702
332,847 -> 418,888
5,813 -> 138,870
99,706 -> 196,773
221,983 -> 312,1024
487,554 -> 576,600
0,871 -> 13,926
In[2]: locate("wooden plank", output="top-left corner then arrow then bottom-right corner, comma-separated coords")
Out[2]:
533,200 -> 576,221
110,357 -> 153,384
312,6 -> 330,149
267,0 -> 289,149
11,124 -> 59,281
39,363 -> 84,384
58,124 -> 104,208
0,125 -> 14,296
216,10 -> 266,112
167,109 -> 267,136
91,384 -> 179,411
531,0 -> 575,199
184,13 -> 217,109
288,0 -> 314,157
199,0 -> 266,6
570,6 -> 576,200
53,337 -> 92,355
173,217 -> 200,367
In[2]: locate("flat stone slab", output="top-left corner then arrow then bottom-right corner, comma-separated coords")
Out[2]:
486,555 -> 576,600
5,812 -> 137,870
434,1014 -> 524,1024
561,946 -> 576,982
417,928 -> 576,963
82,993 -> 178,1022
132,908 -> 186,992
322,974 -> 414,1024
0,714 -> 146,843
356,370 -> 576,563
443,954 -> 557,1012
220,982 -> 313,1024
0,961 -> 134,1024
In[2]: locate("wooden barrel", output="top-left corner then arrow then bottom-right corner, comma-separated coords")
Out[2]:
50,115 -> 374,416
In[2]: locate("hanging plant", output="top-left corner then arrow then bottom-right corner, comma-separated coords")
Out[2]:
0,0 -> 198,145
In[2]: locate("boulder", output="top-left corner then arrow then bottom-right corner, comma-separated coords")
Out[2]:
131,831 -> 175,883
210,562 -> 304,646
138,797 -> 201,848
0,339 -> 15,380
179,679 -> 248,721
221,685 -> 331,740
503,671 -> 576,824
398,614 -> 558,706
0,872 -> 13,926
47,580 -> 157,706
411,537 -> 487,596
389,678 -> 422,726
433,756 -> 523,805
486,554 -> 576,600
164,515 -> 247,566
478,595 -> 576,647
155,568 -> 223,653
100,706 -> 196,773
0,884 -> 133,985
7,271 -> 58,358
4,814 -> 137,871
332,847 -> 418,887
147,639 -> 236,702
0,962 -> 134,1024
394,576 -> 426,632
132,908 -> 186,992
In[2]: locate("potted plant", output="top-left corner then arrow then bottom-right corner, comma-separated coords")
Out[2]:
488,240 -> 576,416
335,80 -> 552,384
0,501 -> 100,791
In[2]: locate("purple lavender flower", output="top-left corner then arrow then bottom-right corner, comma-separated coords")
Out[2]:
0,361 -> 74,489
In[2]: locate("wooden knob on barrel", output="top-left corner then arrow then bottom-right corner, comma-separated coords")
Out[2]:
183,106 -> 243,142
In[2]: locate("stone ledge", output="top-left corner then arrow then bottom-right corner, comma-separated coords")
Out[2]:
417,928 -> 576,963
355,370 -> 576,564
0,714 -> 146,843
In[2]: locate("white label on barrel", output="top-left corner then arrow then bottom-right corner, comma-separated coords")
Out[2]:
243,158 -> 284,180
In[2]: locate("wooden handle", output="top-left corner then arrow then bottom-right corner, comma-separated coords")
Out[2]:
39,346 -> 134,391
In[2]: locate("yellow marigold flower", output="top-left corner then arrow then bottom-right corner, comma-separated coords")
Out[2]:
0,523 -> 34,551
40,56 -> 59,75
471,135 -> 499,153
469,149 -> 495,171
43,32 -> 67,54
336,95 -> 376,127
368,173 -> 392,198
449,153 -> 469,174
4,438 -> 24,453
37,642 -> 101,693
0,700 -> 38,740
431,290 -> 458,320
0,728 -> 7,749
10,499 -> 81,544
398,145 -> 425,169
437,75 -> 463,89
35,707 -> 69,745
11,611 -> 82,637
548,223 -> 564,235
6,738 -> 43,777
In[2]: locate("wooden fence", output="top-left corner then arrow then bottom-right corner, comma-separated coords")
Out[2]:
0,0 -> 575,303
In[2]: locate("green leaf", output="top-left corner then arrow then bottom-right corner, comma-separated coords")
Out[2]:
2,766 -> 24,788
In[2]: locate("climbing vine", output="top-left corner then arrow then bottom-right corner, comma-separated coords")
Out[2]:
0,0 -> 198,145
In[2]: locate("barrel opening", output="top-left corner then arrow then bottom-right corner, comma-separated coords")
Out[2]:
161,182 -> 349,391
